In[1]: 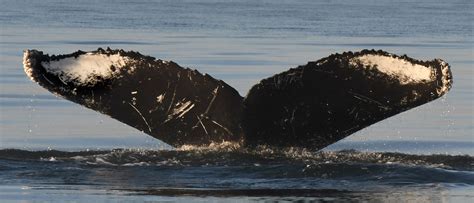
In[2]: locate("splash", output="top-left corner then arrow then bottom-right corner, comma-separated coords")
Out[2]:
1,148 -> 471,171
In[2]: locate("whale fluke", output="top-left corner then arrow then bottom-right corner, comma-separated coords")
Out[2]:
243,50 -> 452,149
23,48 -> 244,146
23,48 -> 452,150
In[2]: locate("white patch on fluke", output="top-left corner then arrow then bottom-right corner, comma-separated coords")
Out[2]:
350,54 -> 433,84
40,53 -> 130,85
23,50 -> 36,81
436,59 -> 451,95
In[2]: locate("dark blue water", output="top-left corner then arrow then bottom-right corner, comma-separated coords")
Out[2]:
1,146 -> 473,202
1,0 -> 473,202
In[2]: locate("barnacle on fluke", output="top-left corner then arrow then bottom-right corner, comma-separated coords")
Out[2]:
23,48 -> 452,150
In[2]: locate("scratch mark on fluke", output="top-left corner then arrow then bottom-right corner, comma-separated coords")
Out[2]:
128,102 -> 152,134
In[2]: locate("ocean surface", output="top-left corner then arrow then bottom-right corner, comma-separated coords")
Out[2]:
0,0 -> 473,202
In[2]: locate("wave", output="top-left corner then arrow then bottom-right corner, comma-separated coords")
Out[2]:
1,143 -> 473,192
1,142 -> 472,171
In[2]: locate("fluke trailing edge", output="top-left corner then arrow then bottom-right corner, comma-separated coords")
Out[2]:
23,48 -> 452,150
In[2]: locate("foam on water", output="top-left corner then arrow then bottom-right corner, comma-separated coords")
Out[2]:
1,146 -> 473,200
1,146 -> 473,171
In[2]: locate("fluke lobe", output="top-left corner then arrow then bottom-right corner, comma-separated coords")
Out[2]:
23,48 -> 452,150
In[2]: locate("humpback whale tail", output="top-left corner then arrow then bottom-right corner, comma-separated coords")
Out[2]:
243,50 -> 452,149
22,48 -> 452,150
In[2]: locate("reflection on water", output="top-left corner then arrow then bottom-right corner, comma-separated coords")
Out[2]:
2,185 -> 469,202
